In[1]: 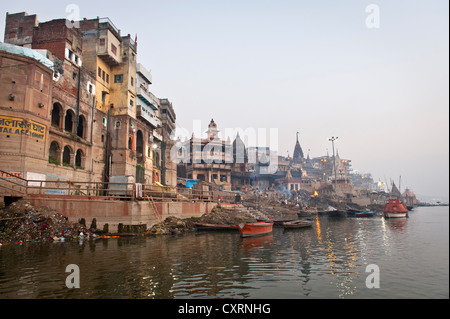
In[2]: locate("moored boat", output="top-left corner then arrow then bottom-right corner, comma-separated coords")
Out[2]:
354,209 -> 376,217
384,199 -> 408,218
236,222 -> 273,238
194,223 -> 238,231
282,219 -> 313,229
258,218 -> 297,226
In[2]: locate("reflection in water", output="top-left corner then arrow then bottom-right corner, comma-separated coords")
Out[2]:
0,206 -> 448,299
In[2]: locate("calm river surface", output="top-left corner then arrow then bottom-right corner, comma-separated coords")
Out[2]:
0,206 -> 448,299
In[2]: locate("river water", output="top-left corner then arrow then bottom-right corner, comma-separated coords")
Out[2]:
0,206 -> 448,299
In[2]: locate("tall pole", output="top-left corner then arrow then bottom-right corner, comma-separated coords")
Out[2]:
329,136 -> 338,189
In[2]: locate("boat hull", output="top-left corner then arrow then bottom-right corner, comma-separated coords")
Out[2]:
237,222 -> 273,238
384,212 -> 407,218
282,220 -> 313,229
354,210 -> 375,217
384,199 -> 408,218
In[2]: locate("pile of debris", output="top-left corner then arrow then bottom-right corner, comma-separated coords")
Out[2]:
0,200 -> 93,244
148,216 -> 196,235
198,207 -> 256,225
147,207 -> 257,235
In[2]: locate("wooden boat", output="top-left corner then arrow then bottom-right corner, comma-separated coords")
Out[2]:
257,218 -> 297,226
236,222 -> 273,238
194,223 -> 238,231
384,199 -> 408,218
354,210 -> 375,217
282,219 -> 313,229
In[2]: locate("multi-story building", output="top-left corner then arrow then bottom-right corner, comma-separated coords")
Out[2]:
0,42 -> 53,189
136,62 -> 161,184
159,98 -> 177,187
177,119 -> 253,191
2,13 -> 101,187
1,12 -> 178,194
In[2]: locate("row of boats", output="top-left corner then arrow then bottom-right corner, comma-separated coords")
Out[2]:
299,199 -> 409,219
194,199 -> 409,238
194,218 -> 314,238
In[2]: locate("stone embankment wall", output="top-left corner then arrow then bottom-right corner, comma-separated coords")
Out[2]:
27,197 -> 215,232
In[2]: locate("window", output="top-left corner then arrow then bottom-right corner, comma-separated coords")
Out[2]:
130,76 -> 134,86
51,103 -> 62,128
77,115 -> 86,138
88,84 -> 93,94
98,67 -> 102,77
75,149 -> 84,169
111,44 -> 117,55
129,99 -> 134,107
72,72 -> 77,80
49,141 -> 61,165
114,74 -> 123,83
64,110 -> 74,133
99,38 -> 105,46
102,70 -> 105,81
63,146 -> 73,167
106,74 -> 109,83
68,50 -> 73,60
101,91 -> 107,103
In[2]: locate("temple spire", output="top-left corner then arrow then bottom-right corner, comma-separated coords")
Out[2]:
293,131 -> 304,162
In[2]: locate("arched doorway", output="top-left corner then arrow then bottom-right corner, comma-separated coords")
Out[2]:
77,115 -> 86,139
65,110 -> 75,133
62,145 -> 73,167
75,149 -> 84,169
49,141 -> 60,164
51,103 -> 63,129
135,130 -> 145,183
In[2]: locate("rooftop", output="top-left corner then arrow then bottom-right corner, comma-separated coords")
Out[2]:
0,42 -> 54,71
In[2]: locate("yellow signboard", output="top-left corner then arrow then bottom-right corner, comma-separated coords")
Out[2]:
0,116 -> 46,140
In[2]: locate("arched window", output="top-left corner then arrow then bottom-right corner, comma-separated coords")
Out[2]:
51,103 -> 63,128
75,149 -> 84,169
49,141 -> 60,164
65,110 -> 75,133
77,115 -> 86,139
62,146 -> 73,167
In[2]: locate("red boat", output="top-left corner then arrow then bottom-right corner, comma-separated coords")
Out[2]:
384,199 -> 408,218
236,222 -> 273,238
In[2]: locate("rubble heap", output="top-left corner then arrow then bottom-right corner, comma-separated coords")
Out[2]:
148,207 -> 257,235
0,200 -> 93,244
199,207 -> 256,225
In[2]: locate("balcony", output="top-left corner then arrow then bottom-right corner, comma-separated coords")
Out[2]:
153,130 -> 163,142
137,105 -> 161,128
137,63 -> 152,85
137,87 -> 158,110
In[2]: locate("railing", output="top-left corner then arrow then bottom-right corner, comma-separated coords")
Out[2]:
0,169 -> 237,204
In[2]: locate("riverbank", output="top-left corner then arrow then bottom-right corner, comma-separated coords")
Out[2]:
0,195 -> 386,244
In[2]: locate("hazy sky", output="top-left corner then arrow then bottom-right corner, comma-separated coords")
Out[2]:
1,1 -> 448,198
